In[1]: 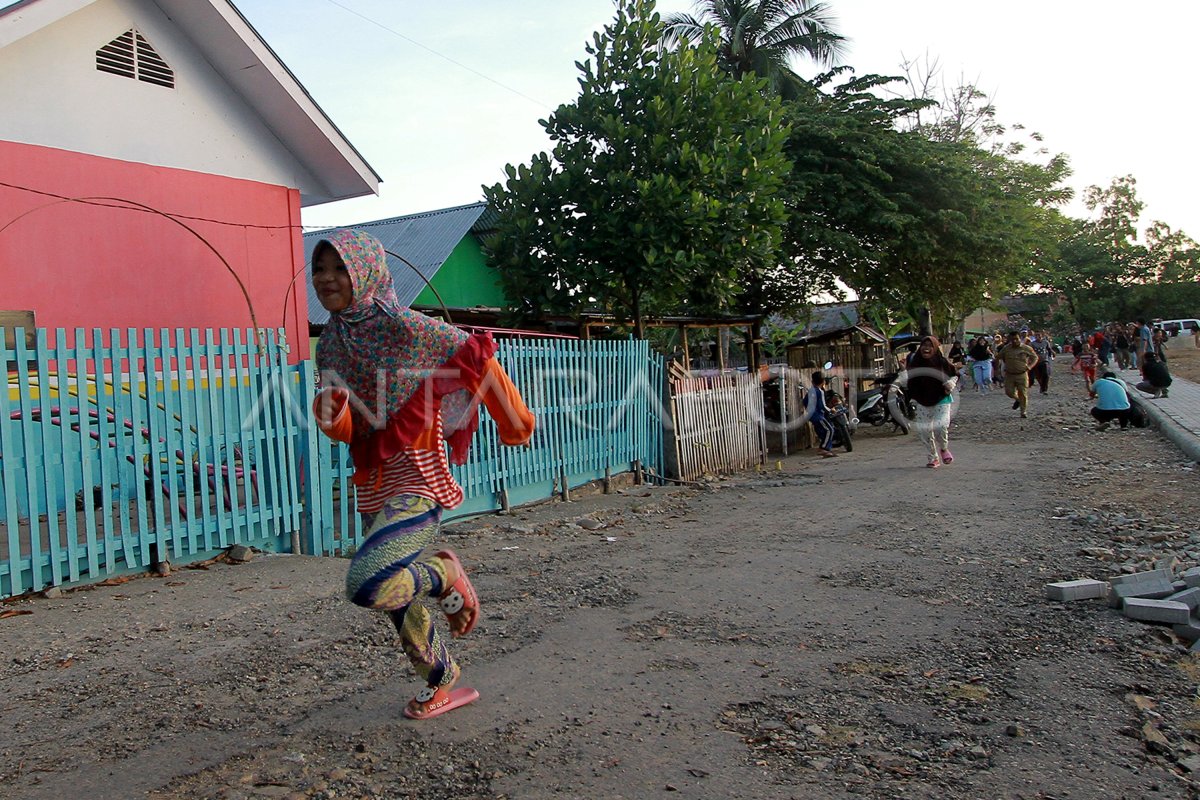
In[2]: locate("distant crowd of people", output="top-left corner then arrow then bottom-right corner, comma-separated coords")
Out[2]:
807,318 -> 1189,470
945,319 -> 1178,409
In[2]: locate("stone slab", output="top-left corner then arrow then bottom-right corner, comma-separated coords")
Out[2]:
1108,576 -> 1177,608
1182,567 -> 1200,589
1045,580 -> 1108,602
1167,587 -> 1200,611
1110,569 -> 1174,587
1123,598 -> 1192,625
1174,619 -> 1200,643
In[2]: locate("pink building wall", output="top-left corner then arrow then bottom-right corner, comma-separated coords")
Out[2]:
0,140 -> 308,360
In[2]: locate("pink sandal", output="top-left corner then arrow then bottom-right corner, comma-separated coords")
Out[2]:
404,683 -> 480,720
436,550 -> 479,638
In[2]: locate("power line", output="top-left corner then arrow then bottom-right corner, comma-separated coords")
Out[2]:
0,180 -> 425,233
322,0 -> 550,111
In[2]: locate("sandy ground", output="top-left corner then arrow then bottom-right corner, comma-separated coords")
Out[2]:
2,382 -> 1200,800
1165,341 -> 1200,384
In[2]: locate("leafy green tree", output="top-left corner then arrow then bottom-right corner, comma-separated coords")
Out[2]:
752,63 -> 1070,335
1144,222 -> 1200,283
858,64 -> 1073,333
662,0 -> 846,100
1032,175 -> 1200,326
483,0 -> 792,336
780,74 -> 1069,334
774,70 -> 925,312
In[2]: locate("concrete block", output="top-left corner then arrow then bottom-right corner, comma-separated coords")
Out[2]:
1108,575 -> 1177,608
1174,619 -> 1200,643
1123,598 -> 1192,625
1182,567 -> 1200,589
1157,556 -> 1181,573
1191,637 -> 1200,654
1045,580 -> 1108,602
1110,568 -> 1174,587
1167,588 -> 1200,611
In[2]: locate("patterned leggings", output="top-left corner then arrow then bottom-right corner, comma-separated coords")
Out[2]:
346,494 -> 456,688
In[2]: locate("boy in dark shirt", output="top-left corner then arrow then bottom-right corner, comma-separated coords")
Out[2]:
807,372 -> 837,458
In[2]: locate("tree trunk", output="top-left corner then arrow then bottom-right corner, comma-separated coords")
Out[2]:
918,306 -> 933,336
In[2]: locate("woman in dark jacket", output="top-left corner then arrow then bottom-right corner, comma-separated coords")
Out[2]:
967,336 -> 994,393
906,336 -> 959,468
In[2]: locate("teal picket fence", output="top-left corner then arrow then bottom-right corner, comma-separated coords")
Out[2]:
300,338 -> 666,557
0,327 -> 302,597
1,329 -> 664,597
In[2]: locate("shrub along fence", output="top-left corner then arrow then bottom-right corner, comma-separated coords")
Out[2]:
1,329 -> 664,598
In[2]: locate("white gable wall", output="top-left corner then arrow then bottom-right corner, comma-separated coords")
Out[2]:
0,0 -> 329,196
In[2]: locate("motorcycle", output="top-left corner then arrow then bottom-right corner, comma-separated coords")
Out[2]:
824,390 -> 857,452
856,372 -> 916,434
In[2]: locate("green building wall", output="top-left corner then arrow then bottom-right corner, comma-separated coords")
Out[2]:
413,236 -> 508,309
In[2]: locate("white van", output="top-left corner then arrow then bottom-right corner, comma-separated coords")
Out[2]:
1154,319 -> 1200,337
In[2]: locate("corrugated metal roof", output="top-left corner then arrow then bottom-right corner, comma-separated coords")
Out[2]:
470,205 -> 500,236
768,302 -> 862,343
303,202 -> 488,324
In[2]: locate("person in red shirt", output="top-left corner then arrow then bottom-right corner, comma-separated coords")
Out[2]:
1071,341 -> 1099,398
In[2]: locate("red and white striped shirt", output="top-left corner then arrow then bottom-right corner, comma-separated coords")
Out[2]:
353,418 -> 463,514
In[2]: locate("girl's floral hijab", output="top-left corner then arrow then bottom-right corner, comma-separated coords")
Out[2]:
313,229 -> 472,449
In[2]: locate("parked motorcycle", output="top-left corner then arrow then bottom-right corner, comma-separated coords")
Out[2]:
856,372 -> 915,434
824,390 -> 856,452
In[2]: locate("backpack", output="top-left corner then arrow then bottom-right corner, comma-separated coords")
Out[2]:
1128,403 -> 1149,429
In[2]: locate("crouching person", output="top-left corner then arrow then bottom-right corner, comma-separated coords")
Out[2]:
1090,371 -> 1134,430
1135,352 -> 1172,399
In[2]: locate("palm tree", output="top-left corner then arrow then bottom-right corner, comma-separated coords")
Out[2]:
662,0 -> 847,98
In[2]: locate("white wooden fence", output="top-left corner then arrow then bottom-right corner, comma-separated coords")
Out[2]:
763,366 -> 813,456
669,370 -> 767,480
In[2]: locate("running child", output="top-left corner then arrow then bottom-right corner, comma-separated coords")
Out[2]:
311,229 -> 535,720
1071,341 -> 1099,398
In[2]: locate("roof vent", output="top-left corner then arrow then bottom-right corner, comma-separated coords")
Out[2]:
96,28 -> 174,88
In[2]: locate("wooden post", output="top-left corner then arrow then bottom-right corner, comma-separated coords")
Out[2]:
780,368 -> 789,457
716,327 -> 727,371
750,320 -> 761,370
679,325 -> 690,371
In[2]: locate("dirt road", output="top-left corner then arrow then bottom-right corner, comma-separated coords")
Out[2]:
1166,342 -> 1200,383
2,381 -> 1200,800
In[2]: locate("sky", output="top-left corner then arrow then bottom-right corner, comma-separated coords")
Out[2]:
233,0 -> 1200,239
